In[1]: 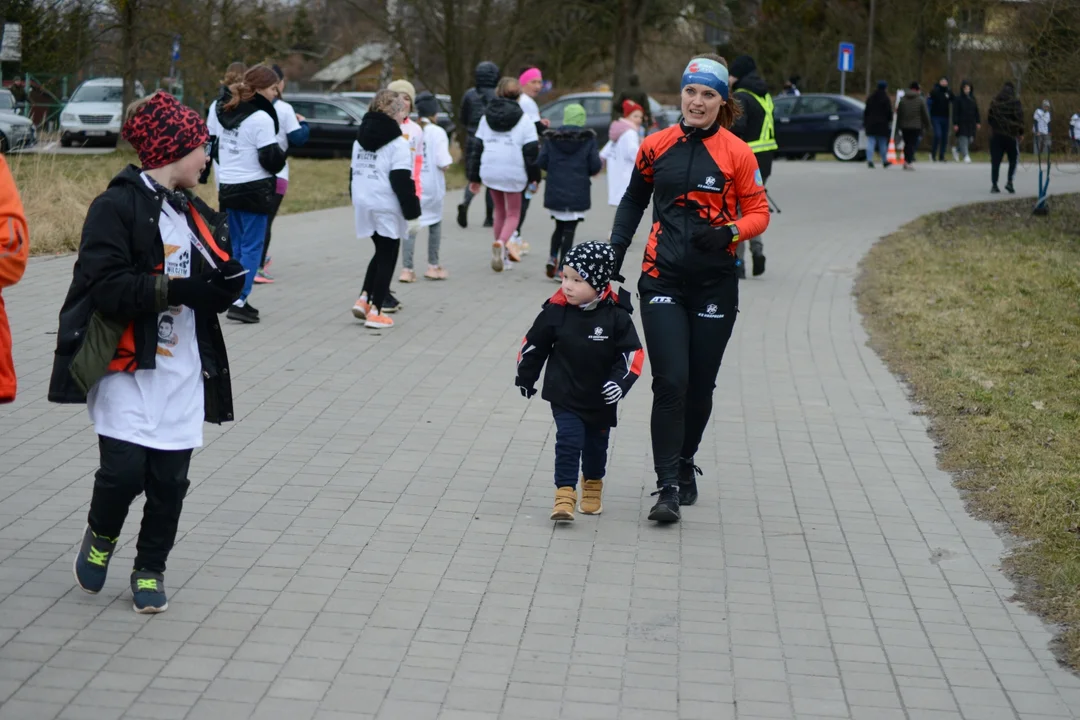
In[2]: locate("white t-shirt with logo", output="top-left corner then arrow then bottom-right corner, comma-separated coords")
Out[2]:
476,114 -> 539,193
216,109 -> 277,185
519,94 -> 541,124
273,99 -> 302,182
1033,108 -> 1051,135
88,178 -> 205,450
351,136 -> 413,240
419,122 -> 454,227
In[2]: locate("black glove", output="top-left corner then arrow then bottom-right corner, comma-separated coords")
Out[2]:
209,258 -> 247,298
611,244 -> 626,283
690,225 -> 735,254
516,382 -> 537,399
167,271 -> 237,313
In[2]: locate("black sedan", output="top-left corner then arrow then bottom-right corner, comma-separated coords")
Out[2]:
772,93 -> 867,161
282,93 -> 367,158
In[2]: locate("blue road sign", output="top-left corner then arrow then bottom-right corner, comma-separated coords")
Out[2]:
838,42 -> 855,72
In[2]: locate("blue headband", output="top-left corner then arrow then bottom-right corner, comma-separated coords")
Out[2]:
682,58 -> 730,100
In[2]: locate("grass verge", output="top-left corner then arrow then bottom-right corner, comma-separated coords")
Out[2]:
856,193 -> 1080,667
10,149 -> 466,255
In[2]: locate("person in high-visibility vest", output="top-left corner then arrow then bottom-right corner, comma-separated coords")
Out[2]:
728,55 -> 776,278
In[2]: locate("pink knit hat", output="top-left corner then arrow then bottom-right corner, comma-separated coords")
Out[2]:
519,68 -> 542,85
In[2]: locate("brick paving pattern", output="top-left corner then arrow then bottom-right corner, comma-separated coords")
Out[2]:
2,162 -> 1079,719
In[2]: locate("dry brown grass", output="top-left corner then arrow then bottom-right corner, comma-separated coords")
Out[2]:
857,193 -> 1080,668
11,149 -> 466,255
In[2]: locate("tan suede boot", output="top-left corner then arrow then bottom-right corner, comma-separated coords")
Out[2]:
551,487 -> 576,521
579,478 -> 603,515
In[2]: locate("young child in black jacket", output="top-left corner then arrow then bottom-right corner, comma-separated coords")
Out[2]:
515,242 -> 644,521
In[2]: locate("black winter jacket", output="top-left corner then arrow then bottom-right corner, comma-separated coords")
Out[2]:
214,94 -> 287,214
49,166 -> 236,424
988,89 -> 1024,138
730,71 -> 774,183
537,127 -> 602,213
863,89 -> 894,137
459,62 -> 500,139
515,287 -> 643,427
466,98 -> 541,185
953,86 -> 980,137
348,112 -> 421,221
929,85 -> 954,119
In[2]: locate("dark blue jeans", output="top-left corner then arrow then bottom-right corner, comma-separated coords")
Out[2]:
552,406 -> 609,488
931,116 -> 950,160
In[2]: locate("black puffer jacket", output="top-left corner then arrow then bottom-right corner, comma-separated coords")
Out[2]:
988,86 -> 1024,138
214,93 -> 286,214
863,88 -> 894,137
466,98 -> 541,185
929,84 -> 953,119
49,166 -> 235,424
537,127 -> 601,213
730,71 -> 774,183
459,62 -> 500,138
953,83 -> 980,137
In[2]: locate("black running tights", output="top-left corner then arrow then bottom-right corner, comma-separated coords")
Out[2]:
361,232 -> 400,310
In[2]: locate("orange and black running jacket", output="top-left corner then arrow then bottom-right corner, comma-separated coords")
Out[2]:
610,121 -> 770,288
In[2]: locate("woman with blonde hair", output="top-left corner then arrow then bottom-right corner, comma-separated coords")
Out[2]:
466,76 -> 540,272
211,64 -> 286,324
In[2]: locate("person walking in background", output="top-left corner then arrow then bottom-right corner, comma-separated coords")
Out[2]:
1033,100 -> 1052,156
467,77 -> 540,273
52,92 -> 244,614
897,82 -> 931,171
205,62 -> 246,191
515,67 -> 550,257
388,80 -> 424,295
514,242 -> 643,522
782,76 -> 801,96
255,64 -> 310,285
988,82 -> 1024,194
602,100 -> 645,211
406,91 -> 453,281
350,90 -> 420,329
929,77 -> 953,162
212,64 -> 287,324
729,54 -> 775,278
1071,110 -> 1080,153
864,80 -> 894,168
0,154 -> 28,406
457,61 -> 499,229
537,103 -> 602,280
951,81 -> 980,164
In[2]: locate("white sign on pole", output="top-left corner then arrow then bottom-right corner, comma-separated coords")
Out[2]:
0,24 -> 21,62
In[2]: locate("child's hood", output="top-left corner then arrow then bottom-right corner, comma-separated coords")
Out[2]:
543,126 -> 596,154
485,97 -> 525,132
608,118 -> 635,143
216,93 -> 280,134
356,111 -> 403,152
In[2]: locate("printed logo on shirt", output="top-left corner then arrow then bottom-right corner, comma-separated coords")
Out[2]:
588,326 -> 609,342
698,303 -> 725,319
164,245 -> 190,279
649,295 -> 674,304
697,174 -> 724,192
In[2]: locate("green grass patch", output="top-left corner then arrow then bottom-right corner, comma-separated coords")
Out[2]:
856,193 -> 1080,667
11,149 -> 466,255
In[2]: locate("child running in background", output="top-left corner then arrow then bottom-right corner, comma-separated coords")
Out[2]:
537,103 -> 601,281
515,242 -> 644,522
405,91 -> 453,280
601,100 -> 644,209
350,90 -> 421,329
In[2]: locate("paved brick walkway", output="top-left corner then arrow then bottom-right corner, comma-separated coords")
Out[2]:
3,162 -> 1080,720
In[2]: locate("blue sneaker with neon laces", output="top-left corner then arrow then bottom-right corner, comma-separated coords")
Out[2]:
73,526 -> 117,594
131,570 -> 168,614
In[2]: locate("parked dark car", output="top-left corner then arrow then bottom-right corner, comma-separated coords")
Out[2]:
772,93 -> 867,161
282,93 -> 368,158
340,91 -> 456,139
539,92 -> 673,144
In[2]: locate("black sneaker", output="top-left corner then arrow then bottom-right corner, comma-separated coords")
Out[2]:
678,459 -> 702,506
752,253 -> 766,277
648,486 -> 681,523
1005,182 -> 1015,194
483,217 -> 494,228
227,303 -> 260,324
73,526 -> 117,594
867,161 -> 874,169
456,203 -> 468,229
131,570 -> 168,614
991,185 -> 1000,194
382,294 -> 402,314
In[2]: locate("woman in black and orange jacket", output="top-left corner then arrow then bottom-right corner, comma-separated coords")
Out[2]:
609,53 -> 770,523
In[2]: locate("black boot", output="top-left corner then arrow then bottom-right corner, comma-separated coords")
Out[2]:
752,253 -> 766,277
678,459 -> 702,506
456,204 -> 468,229
991,184 -> 1000,194
1005,182 -> 1015,194
483,216 -> 494,228
648,485 -> 681,523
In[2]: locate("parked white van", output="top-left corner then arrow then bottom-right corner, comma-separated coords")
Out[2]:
60,78 -> 146,147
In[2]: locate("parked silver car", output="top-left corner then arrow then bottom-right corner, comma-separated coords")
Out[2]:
0,89 -> 36,152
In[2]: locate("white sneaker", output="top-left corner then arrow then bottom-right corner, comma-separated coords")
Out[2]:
952,147 -> 960,162
490,242 -> 504,272
503,245 -> 514,270
964,155 -> 972,164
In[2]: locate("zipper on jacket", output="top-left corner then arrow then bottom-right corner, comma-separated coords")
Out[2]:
682,135 -> 697,268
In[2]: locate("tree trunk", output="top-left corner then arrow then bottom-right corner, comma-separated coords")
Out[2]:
119,0 -> 138,110
611,0 -> 643,120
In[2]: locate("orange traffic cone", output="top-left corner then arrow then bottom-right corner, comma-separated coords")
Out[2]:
886,137 -> 900,166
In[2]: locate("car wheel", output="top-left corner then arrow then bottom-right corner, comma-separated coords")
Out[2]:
60,134 -> 73,148
832,132 -> 860,161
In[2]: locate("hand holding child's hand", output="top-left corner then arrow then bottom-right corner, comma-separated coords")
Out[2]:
601,381 -> 623,405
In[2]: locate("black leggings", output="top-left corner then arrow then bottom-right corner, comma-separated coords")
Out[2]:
361,232 -> 400,310
519,192 -> 531,231
260,191 -> 284,270
639,276 -> 739,487
990,134 -> 1018,186
88,436 -> 192,573
549,219 -> 581,267
901,129 -> 920,164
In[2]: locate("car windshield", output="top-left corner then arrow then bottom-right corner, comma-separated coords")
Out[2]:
0,91 -> 13,111
339,98 -> 367,117
71,84 -> 123,103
